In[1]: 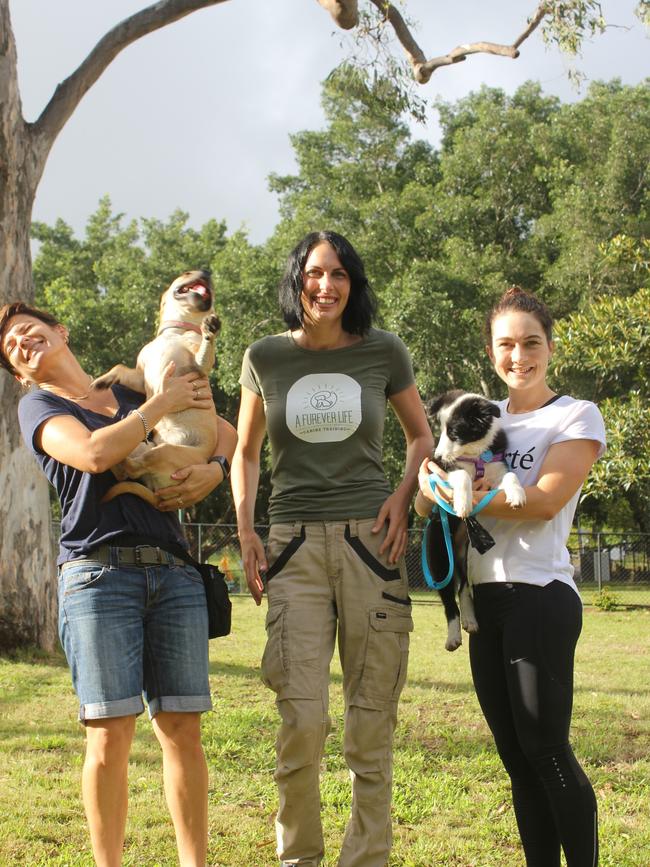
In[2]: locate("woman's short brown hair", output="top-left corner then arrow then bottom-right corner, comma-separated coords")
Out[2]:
0,302 -> 61,375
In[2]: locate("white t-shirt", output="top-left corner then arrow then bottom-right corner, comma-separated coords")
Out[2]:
468,396 -> 606,594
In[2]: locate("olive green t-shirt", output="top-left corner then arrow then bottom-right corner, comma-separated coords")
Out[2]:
240,328 -> 415,523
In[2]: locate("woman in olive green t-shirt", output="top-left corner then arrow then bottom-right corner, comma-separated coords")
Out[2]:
232,230 -> 432,867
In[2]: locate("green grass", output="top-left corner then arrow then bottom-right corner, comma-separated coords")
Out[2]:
1,601 -> 649,866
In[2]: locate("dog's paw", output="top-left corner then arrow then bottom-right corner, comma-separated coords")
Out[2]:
445,618 -> 462,652
90,373 -> 118,390
448,470 -> 473,518
111,461 -> 130,482
505,490 -> 526,509
462,615 -> 479,634
202,314 -> 221,338
453,494 -> 472,519
502,472 -> 527,509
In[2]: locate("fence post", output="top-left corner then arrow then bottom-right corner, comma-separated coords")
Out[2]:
596,532 -> 602,592
198,523 -> 203,562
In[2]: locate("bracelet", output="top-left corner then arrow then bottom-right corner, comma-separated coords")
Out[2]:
208,455 -> 230,478
129,408 -> 150,442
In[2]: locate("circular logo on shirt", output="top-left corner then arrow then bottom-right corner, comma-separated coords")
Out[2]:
286,374 -> 362,442
310,390 -> 337,410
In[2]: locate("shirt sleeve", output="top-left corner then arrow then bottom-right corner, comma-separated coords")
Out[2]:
239,344 -> 262,397
387,333 -> 416,397
18,390 -> 75,455
552,400 -> 607,458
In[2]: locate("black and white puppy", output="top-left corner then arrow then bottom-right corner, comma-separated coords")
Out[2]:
425,390 -> 526,650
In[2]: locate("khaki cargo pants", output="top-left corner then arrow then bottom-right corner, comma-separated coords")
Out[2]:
261,518 -> 414,867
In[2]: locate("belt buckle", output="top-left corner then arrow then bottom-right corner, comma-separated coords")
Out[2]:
133,545 -> 165,566
133,546 -> 147,566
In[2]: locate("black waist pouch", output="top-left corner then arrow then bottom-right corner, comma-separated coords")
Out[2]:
196,562 -> 232,639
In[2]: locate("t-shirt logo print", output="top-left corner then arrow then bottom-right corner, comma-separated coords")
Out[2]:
311,390 -> 337,410
286,373 -> 362,442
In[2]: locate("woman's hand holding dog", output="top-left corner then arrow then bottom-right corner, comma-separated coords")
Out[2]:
155,462 -> 222,512
416,457 -> 494,517
150,361 -> 214,415
416,458 -> 446,510
154,415 -> 237,511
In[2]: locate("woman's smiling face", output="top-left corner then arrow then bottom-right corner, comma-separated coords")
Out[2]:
488,310 -> 553,393
1,314 -> 68,383
300,242 -> 351,328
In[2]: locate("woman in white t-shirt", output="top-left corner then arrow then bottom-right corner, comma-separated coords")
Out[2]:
417,286 -> 605,867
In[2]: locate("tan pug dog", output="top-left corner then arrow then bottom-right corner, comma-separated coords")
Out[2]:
92,269 -> 220,505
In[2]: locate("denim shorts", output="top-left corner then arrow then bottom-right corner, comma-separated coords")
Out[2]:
58,558 -> 212,722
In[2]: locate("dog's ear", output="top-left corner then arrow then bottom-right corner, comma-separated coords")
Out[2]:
427,394 -> 445,418
424,394 -> 444,418
427,389 -> 462,418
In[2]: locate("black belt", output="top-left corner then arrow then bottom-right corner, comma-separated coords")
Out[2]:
60,544 -> 188,572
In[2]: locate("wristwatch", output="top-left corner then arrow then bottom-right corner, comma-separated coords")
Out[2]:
208,455 -> 230,478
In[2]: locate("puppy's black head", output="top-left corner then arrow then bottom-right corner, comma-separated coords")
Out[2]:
431,391 -> 501,461
445,395 -> 500,446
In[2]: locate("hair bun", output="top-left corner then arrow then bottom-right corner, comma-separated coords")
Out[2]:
485,285 -> 553,343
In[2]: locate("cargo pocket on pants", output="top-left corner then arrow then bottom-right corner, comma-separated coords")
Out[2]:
355,606 -> 413,709
261,601 -> 289,692
265,525 -> 306,583
344,524 -> 402,582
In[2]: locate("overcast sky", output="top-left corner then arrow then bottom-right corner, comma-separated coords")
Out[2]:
12,1 -> 649,243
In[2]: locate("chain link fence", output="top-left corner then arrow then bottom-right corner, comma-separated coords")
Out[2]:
183,523 -> 650,608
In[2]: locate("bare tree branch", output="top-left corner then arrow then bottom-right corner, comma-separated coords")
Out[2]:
513,2 -> 550,49
31,0 -> 231,152
315,0 -> 359,30
368,0 -> 427,69
366,0 -> 550,84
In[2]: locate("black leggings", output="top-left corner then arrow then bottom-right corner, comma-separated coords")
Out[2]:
469,581 -> 598,867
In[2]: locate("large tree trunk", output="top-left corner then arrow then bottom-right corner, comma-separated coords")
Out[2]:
0,384 -> 57,651
0,194 -> 56,652
1,1 -> 57,650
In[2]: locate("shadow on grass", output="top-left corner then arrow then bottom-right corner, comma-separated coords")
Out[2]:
574,684 -> 650,697
408,677 -> 476,693
0,645 -> 67,667
208,659 -> 261,678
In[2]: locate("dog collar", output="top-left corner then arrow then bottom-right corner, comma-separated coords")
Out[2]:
157,320 -> 203,336
456,450 -> 505,480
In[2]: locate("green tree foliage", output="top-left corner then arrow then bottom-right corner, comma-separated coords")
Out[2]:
33,197 -> 227,376
269,71 -> 650,525
533,81 -> 650,311
552,238 -> 650,530
32,75 -> 650,528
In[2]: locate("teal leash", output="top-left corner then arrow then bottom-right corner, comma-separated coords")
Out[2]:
421,474 -> 499,590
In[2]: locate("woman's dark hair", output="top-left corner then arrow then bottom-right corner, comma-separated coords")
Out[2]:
0,302 -> 62,374
278,230 -> 377,335
485,286 -> 553,344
